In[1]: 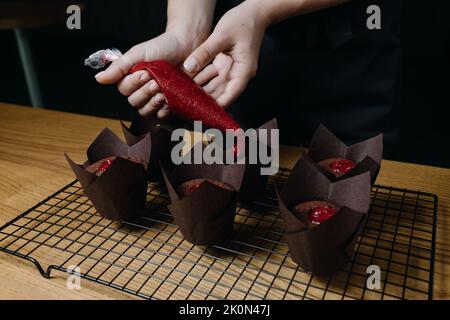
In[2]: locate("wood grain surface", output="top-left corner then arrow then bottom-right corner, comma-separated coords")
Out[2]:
0,103 -> 448,299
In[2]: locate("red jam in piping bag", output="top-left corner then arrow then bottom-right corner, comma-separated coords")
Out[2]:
129,61 -> 241,133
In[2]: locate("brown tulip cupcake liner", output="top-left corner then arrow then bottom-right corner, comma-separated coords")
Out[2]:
65,128 -> 151,221
161,154 -> 245,246
120,114 -> 178,182
304,124 -> 383,184
277,156 -> 371,276
238,118 -> 278,202
63,119 -> 376,275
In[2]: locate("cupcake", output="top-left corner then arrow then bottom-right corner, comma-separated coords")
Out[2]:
277,156 -> 371,275
161,161 -> 245,246
65,128 -> 151,221
238,118 -> 278,202
121,114 -> 178,181
305,124 -> 383,183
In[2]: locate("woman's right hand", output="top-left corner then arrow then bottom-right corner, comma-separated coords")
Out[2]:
95,29 -> 202,118
95,0 -> 217,118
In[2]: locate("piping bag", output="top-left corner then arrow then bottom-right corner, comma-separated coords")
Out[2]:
85,49 -> 244,156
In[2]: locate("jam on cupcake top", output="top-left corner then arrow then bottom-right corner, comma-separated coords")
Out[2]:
292,200 -> 340,225
86,155 -> 148,176
177,178 -> 235,198
317,158 -> 356,178
97,158 -> 114,174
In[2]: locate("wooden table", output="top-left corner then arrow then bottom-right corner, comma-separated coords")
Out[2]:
0,102 -> 449,299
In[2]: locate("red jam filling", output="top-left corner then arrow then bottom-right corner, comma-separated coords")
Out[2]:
188,181 -> 204,194
306,206 -> 337,225
98,159 -> 114,173
329,159 -> 356,176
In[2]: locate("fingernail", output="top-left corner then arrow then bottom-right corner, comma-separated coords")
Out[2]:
156,93 -> 165,104
158,106 -> 170,119
148,80 -> 158,91
140,73 -> 150,81
95,71 -> 105,79
138,108 -> 147,116
184,57 -> 199,73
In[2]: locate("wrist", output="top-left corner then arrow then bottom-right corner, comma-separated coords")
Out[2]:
166,0 -> 216,50
243,0 -> 277,29
167,22 -> 210,46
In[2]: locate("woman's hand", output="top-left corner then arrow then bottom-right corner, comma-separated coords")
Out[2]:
184,0 -> 348,108
95,0 -> 216,118
95,30 -> 201,118
183,1 -> 269,108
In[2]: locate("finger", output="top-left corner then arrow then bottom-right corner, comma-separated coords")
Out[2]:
138,104 -> 157,117
138,93 -> 166,116
217,76 -> 251,108
213,52 -> 233,71
95,45 -> 144,84
203,77 -> 222,96
193,64 -> 219,86
147,79 -> 160,93
216,62 -> 257,107
205,86 -> 222,102
117,70 -> 150,96
127,80 -> 161,108
183,34 -> 226,74
157,105 -> 171,119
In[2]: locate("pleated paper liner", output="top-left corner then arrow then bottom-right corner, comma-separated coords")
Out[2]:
306,124 -> 383,183
65,128 -> 150,221
233,118 -> 278,202
161,157 -> 245,246
277,156 -> 371,276
121,115 -> 178,182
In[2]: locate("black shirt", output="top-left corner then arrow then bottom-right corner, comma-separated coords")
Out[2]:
225,0 -> 401,155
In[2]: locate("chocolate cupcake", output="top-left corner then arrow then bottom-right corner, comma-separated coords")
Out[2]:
277,156 -> 371,275
65,128 -> 151,221
161,161 -> 245,246
121,115 -> 178,182
305,124 -> 383,183
238,118 -> 278,202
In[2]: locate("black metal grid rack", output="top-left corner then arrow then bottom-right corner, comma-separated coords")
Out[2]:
0,168 -> 437,300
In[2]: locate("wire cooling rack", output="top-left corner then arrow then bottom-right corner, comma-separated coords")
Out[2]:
0,168 -> 437,300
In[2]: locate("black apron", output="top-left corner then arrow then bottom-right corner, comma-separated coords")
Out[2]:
223,0 -> 401,155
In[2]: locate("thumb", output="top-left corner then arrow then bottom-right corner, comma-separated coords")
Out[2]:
95,46 -> 144,84
183,35 -> 225,75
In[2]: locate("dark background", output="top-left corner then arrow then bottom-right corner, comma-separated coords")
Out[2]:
1,0 -> 449,168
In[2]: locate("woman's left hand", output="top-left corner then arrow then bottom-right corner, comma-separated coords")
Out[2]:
183,1 -> 269,108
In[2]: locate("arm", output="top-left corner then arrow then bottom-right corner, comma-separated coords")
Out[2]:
185,0 -> 349,108
96,0 -> 216,118
250,0 -> 349,26
166,0 -> 216,48
167,0 -> 216,41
